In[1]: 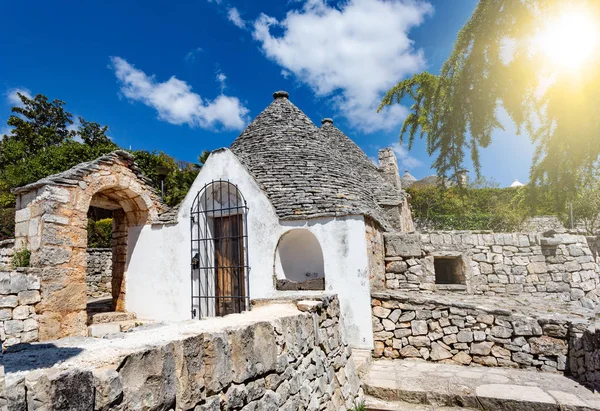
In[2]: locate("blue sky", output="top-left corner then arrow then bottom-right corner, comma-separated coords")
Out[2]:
0,0 -> 534,186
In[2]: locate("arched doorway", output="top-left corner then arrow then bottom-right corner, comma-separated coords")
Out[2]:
84,185 -> 151,317
190,180 -> 249,319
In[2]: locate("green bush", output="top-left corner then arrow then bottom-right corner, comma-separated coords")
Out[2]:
12,248 -> 30,268
87,218 -> 113,248
407,185 -> 559,232
0,208 -> 15,241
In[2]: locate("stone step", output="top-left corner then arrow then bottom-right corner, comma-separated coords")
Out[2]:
351,348 -> 373,378
364,359 -> 600,411
88,319 -> 155,338
88,311 -> 136,324
365,395 -> 477,411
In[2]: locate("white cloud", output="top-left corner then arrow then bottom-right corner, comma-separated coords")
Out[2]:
390,142 -> 423,169
253,0 -> 433,133
109,57 -> 249,130
5,88 -> 32,107
184,47 -> 203,63
216,71 -> 227,92
228,7 -> 246,28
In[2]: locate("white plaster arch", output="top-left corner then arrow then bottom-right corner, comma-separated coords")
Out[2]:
274,229 -> 325,282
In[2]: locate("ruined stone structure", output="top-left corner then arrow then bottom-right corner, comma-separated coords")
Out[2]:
11,151 -> 164,341
382,231 -> 600,306
2,297 -> 363,410
86,248 -> 113,300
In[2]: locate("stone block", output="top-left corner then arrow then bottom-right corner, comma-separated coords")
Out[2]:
373,306 -> 391,319
430,342 -> 453,361
5,319 -> 24,335
0,272 -> 10,294
23,317 -> 38,332
386,261 -> 408,273
384,233 -> 422,257
400,345 -> 421,357
408,336 -> 430,347
527,262 -> 547,274
12,305 -> 30,320
229,322 -> 278,383
453,351 -> 473,365
88,323 -> 120,338
25,368 -> 94,411
476,314 -> 494,325
529,336 -> 568,356
0,307 -> 11,320
411,320 -> 428,336
18,290 -> 40,305
0,295 -> 18,308
457,331 -> 474,343
470,342 -> 494,355
118,345 -> 177,410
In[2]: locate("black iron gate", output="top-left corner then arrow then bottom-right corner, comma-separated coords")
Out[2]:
190,180 -> 250,319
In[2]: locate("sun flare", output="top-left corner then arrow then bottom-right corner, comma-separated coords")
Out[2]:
535,9 -> 600,71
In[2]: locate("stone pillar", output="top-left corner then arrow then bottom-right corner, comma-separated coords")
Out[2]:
378,148 -> 402,191
112,210 -> 128,312
18,185 -> 89,340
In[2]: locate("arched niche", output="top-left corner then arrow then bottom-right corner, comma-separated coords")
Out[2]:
274,229 -> 325,290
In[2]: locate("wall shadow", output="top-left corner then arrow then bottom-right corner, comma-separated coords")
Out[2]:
2,343 -> 84,373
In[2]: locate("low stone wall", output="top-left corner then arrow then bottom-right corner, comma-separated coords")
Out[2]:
2,296 -> 363,410
569,322 -> 600,390
372,292 -> 577,372
0,268 -> 41,349
86,248 -> 112,299
384,231 -> 600,306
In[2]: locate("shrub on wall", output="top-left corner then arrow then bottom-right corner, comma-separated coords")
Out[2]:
12,248 -> 30,267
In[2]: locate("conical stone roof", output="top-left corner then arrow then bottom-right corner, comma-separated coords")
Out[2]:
229,91 -> 404,229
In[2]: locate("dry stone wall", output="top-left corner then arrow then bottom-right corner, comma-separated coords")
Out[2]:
384,231 -> 600,306
0,240 -> 14,267
569,322 -> 600,390
0,268 -> 41,349
2,296 -> 363,410
86,248 -> 112,299
372,291 -> 576,372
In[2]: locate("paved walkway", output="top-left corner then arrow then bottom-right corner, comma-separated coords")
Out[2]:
364,359 -> 600,411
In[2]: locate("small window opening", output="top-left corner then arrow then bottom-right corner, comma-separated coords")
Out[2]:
275,229 -> 325,291
434,257 -> 465,284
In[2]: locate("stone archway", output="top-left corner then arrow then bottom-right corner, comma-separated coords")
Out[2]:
13,151 -> 164,340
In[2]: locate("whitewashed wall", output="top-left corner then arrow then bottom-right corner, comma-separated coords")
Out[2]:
126,148 -> 374,349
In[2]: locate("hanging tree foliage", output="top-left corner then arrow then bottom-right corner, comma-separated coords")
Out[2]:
379,0 -> 600,205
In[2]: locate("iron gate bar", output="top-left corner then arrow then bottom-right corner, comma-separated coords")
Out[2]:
190,180 -> 250,319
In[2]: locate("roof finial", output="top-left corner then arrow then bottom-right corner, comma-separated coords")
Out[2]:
273,90 -> 289,99
321,118 -> 333,126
